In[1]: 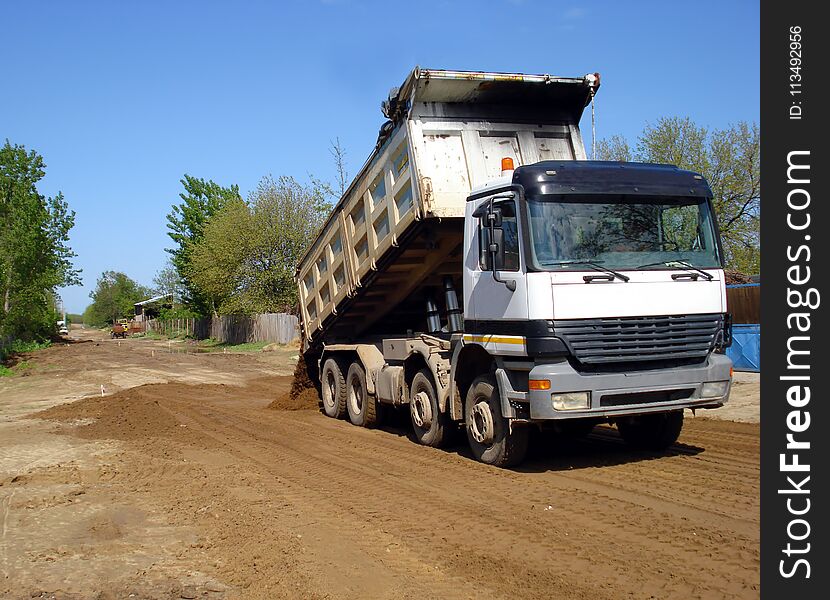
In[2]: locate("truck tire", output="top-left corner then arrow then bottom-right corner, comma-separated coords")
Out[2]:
409,369 -> 450,448
346,361 -> 379,428
617,410 -> 684,450
320,358 -> 347,419
465,374 -> 528,467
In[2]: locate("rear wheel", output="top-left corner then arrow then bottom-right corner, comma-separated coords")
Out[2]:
409,369 -> 450,447
320,358 -> 346,419
617,410 -> 684,450
346,361 -> 379,427
465,375 -> 528,467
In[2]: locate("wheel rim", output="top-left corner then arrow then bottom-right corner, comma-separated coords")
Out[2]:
469,400 -> 495,444
349,379 -> 364,415
323,371 -> 336,410
411,391 -> 433,429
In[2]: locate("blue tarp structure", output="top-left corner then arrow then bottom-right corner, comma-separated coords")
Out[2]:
724,283 -> 760,372
727,323 -> 760,372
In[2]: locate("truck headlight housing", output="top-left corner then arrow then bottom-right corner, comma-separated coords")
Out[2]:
552,392 -> 591,411
701,381 -> 729,398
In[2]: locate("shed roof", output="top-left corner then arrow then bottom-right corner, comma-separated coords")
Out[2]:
134,293 -> 172,307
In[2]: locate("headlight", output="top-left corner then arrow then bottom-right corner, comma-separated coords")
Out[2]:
701,381 -> 729,398
552,392 -> 591,411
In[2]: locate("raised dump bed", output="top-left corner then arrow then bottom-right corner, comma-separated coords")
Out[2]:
297,67 -> 598,349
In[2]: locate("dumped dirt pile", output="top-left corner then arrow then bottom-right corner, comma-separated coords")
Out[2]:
267,352 -> 319,411
37,384 -> 185,441
37,376 -> 298,437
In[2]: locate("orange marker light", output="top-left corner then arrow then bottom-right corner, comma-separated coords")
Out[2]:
529,379 -> 551,391
501,157 -> 515,172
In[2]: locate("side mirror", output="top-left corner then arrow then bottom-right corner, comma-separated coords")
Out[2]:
484,228 -> 516,292
487,206 -> 503,228
487,228 -> 506,268
474,196 -> 517,293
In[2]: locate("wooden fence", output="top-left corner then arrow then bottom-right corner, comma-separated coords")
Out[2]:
146,313 -> 299,345
726,284 -> 760,324
146,318 -> 198,338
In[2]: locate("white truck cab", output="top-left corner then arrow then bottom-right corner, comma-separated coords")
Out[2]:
462,161 -> 732,428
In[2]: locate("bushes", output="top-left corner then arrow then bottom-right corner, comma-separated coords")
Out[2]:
1,338 -> 51,363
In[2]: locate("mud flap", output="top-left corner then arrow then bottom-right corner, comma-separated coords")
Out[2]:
494,368 -> 519,419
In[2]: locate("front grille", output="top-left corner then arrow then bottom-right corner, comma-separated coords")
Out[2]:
554,314 -> 723,366
600,388 -> 696,407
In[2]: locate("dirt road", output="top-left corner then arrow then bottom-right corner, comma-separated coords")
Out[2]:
1,330 -> 760,599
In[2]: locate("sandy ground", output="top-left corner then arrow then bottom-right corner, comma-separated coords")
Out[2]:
0,329 -> 760,599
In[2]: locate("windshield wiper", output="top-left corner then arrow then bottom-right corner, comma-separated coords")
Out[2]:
636,260 -> 714,281
548,260 -> 630,282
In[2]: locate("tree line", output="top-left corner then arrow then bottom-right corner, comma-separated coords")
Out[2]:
82,169 -> 337,324
163,173 -> 333,318
1,141 -> 79,342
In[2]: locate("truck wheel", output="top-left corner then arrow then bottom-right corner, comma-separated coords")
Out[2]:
465,375 -> 528,467
320,358 -> 347,419
409,369 -> 450,448
617,410 -> 684,450
346,362 -> 379,428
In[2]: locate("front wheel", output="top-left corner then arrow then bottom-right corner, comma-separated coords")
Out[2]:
617,410 -> 684,450
465,375 -> 528,467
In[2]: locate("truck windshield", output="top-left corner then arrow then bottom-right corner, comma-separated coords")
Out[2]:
526,195 -> 721,271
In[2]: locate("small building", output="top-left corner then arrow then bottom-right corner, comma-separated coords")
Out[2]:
134,294 -> 173,322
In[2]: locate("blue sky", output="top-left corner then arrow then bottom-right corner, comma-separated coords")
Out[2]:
3,1 -> 759,313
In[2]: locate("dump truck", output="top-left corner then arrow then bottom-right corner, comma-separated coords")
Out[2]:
296,67 -> 733,467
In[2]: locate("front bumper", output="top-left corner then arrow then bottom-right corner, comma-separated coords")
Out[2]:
523,353 -> 733,420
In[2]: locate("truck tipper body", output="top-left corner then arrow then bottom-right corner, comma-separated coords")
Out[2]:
296,67 -> 733,467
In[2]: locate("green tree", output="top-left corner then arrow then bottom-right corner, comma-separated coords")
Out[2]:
66,313 -> 84,326
165,175 -> 241,315
83,271 -> 151,326
185,198 -> 252,314
188,175 -> 331,315
595,134 -> 632,162
152,259 -> 185,304
1,141 -> 80,341
597,118 -> 760,273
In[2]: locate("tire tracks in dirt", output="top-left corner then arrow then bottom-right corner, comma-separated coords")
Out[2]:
137,389 -> 760,599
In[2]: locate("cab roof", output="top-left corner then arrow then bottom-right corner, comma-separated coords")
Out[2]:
511,161 -> 713,198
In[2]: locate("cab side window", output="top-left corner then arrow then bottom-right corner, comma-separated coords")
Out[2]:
478,200 -> 520,271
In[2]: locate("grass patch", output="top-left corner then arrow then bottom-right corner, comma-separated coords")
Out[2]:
196,339 -> 270,353
1,339 -> 51,362
0,359 -> 36,377
1,339 -> 51,376
135,330 -> 164,340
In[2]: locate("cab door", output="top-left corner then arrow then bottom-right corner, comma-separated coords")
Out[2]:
468,197 -> 529,327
